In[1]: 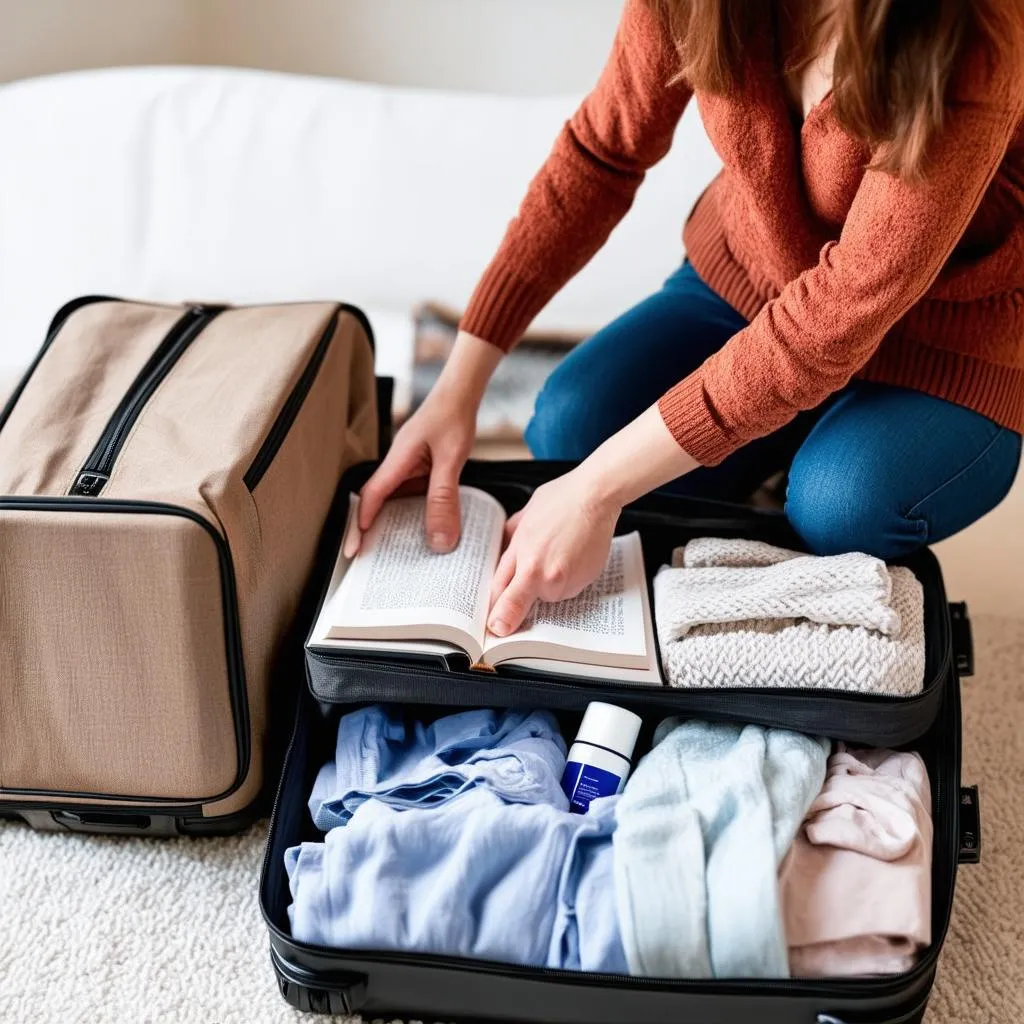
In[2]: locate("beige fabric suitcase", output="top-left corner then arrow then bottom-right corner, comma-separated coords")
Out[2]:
0,295 -> 379,834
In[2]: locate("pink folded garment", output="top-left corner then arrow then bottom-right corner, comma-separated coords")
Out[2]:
779,745 -> 932,978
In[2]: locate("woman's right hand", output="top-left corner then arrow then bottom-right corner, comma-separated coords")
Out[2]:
355,330 -> 502,554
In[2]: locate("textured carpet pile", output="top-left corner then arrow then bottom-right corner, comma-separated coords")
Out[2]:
2,615 -> 1022,1024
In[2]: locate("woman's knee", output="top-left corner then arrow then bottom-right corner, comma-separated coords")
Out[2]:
525,353 -> 625,460
785,454 -> 925,559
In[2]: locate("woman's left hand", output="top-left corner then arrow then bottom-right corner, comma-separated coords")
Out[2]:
486,469 -> 621,636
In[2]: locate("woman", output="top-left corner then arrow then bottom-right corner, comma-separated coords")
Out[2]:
360,0 -> 1024,637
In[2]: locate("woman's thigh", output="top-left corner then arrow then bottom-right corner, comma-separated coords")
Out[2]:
525,262 -> 745,458
525,262 -> 811,500
786,382 -> 1022,558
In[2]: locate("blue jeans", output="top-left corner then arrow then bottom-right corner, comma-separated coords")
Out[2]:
525,262 -> 1022,558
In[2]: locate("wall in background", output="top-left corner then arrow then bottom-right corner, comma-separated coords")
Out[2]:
196,0 -> 621,94
0,0 -> 197,83
1,0 -> 621,95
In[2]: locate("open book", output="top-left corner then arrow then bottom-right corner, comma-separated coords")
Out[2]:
308,487 -> 662,684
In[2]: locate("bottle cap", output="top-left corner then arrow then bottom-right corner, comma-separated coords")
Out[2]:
576,702 -> 642,762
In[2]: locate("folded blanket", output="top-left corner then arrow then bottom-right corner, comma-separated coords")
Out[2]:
656,544 -> 900,642
309,706 -> 568,831
613,719 -> 829,979
780,746 -> 933,977
288,778 -> 627,972
655,539 -> 925,696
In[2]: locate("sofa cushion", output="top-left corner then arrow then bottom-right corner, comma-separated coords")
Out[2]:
0,66 -> 720,386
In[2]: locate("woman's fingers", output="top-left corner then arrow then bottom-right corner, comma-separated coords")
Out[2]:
425,457 -> 462,553
488,565 -> 539,637
503,510 -> 523,544
358,446 -> 421,532
488,546 -> 517,612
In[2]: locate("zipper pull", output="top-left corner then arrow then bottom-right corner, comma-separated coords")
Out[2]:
186,302 -> 229,316
71,470 -> 109,496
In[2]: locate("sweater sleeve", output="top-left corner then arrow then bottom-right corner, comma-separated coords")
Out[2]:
460,0 -> 692,352
660,43 -> 1024,466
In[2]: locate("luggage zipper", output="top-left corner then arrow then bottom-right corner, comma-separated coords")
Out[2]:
70,304 -> 224,497
243,308 -> 340,492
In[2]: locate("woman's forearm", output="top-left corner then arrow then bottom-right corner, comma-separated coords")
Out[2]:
574,404 -> 699,509
433,330 -> 504,407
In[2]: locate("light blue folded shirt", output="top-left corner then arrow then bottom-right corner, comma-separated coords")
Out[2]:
308,706 -> 569,831
287,786 -> 627,973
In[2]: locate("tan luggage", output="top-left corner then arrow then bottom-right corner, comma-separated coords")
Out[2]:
0,296 -> 379,834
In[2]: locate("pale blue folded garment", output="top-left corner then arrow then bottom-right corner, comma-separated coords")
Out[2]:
286,787 -> 627,973
309,706 -> 568,830
614,719 -> 830,979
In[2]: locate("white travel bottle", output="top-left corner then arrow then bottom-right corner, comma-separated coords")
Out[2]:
560,702 -> 643,814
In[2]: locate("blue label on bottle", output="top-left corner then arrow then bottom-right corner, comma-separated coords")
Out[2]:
561,761 -> 622,814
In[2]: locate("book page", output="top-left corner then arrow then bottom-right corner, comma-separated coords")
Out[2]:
322,486 -> 505,651
509,566 -> 662,684
483,532 -> 651,669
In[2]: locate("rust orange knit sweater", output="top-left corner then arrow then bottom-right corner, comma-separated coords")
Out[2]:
460,0 -> 1024,466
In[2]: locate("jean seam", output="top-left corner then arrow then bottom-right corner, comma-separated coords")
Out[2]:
904,427 -> 1015,521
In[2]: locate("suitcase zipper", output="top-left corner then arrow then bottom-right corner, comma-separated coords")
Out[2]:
70,304 -> 224,497
243,308 -> 340,492
242,303 -> 376,492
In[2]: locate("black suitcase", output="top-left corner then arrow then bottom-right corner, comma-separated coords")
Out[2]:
260,460 -> 980,1024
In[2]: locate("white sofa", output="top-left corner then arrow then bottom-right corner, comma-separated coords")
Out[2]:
0,66 -> 1017,613
0,65 -> 720,409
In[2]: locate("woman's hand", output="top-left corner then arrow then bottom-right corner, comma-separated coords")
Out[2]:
356,331 -> 501,554
487,405 -> 701,635
487,470 -> 621,636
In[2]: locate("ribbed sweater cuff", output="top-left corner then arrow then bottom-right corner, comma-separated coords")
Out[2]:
658,371 -> 739,467
459,262 -> 551,353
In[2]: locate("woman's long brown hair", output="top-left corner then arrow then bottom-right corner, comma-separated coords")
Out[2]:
652,0 -> 1022,178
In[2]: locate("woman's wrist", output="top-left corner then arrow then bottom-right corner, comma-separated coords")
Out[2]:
573,404 -> 700,511
433,330 -> 503,409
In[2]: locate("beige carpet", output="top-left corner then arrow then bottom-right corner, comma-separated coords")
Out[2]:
1,615 -> 1022,1024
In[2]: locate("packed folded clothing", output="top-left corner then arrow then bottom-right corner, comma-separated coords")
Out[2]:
614,719 -> 829,978
287,704 -> 933,981
308,705 -> 568,829
289,705 -> 627,972
780,744 -> 933,977
654,538 -> 925,695
288,786 -> 627,972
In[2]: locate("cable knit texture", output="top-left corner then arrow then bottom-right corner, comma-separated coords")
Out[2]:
461,0 -> 1024,465
654,538 -> 925,695
655,546 -> 900,639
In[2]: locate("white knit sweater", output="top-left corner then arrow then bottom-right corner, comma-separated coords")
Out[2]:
654,539 -> 926,696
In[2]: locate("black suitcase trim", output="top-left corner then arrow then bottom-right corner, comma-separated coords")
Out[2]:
0,800 -> 263,837
244,303 -> 379,492
304,461 -> 953,747
0,497 -> 251,806
259,638 -> 965,1024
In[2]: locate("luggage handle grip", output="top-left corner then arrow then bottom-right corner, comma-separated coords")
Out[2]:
948,601 -> 974,677
959,785 -> 982,864
51,810 -> 157,834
